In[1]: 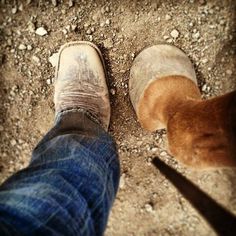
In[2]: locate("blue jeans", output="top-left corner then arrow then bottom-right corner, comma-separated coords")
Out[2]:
0,110 -> 120,235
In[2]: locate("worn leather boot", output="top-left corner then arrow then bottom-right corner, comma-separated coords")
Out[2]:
54,41 -> 111,130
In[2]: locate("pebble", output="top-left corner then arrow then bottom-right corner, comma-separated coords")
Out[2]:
32,55 -> 40,63
27,45 -> 33,51
145,203 -> 153,213
202,84 -> 209,92
28,21 -> 35,33
165,14 -> 172,21
151,147 -> 158,152
160,151 -> 168,157
192,31 -> 200,39
166,38 -> 173,43
65,25 -> 71,31
170,29 -> 179,39
18,44 -> 27,50
110,88 -> 116,95
226,69 -> 232,75
48,52 -> 59,67
46,78 -> 52,85
12,7 -> 17,14
103,38 -> 113,48
86,29 -> 92,35
105,19 -> 111,25
201,58 -> 208,64
35,27 -> 48,36
51,0 -> 57,6
119,173 -> 125,189
105,6 -> 110,13
10,139 -> 17,146
62,29 -> 68,35
69,0 -> 74,7
18,3 -> 23,11
71,24 -> 77,31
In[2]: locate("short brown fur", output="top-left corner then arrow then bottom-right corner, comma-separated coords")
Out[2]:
138,76 -> 236,168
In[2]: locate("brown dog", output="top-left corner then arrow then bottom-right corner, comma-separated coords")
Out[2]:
129,45 -> 236,168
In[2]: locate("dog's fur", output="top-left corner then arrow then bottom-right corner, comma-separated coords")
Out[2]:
137,75 -> 236,168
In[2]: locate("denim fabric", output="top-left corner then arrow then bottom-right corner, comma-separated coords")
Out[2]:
0,110 -> 120,236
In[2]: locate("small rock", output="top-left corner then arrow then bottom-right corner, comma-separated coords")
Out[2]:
65,25 -> 71,31
18,44 -> 27,50
166,38 -> 173,43
151,147 -> 158,152
86,29 -> 92,35
160,151 -> 168,157
12,7 -> 17,14
192,31 -> 200,39
49,52 -> 59,67
170,29 -> 179,39
226,69 -> 232,75
219,19 -> 225,26
28,21 -> 35,33
202,84 -> 208,92
131,53 -> 135,59
103,38 -> 113,48
119,174 -> 125,189
27,45 -> 33,51
165,14 -> 171,20
18,3 -> 23,11
35,27 -> 48,36
110,88 -> 116,95
84,23 -> 90,28
10,139 -> 17,146
201,58 -> 208,64
68,0 -> 74,7
51,0 -> 57,6
32,55 -> 40,63
105,6 -> 110,13
105,19 -> 111,25
62,29 -> 68,35
163,35 -> 169,40
46,78 -> 52,85
145,203 -> 153,213
71,24 -> 77,31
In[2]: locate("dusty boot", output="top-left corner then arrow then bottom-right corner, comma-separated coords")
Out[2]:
54,41 -> 111,130
129,44 -> 236,168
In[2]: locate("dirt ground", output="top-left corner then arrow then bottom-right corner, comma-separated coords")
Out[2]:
0,0 -> 236,235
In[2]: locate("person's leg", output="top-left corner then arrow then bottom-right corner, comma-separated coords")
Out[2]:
0,110 -> 119,236
0,41 -> 120,235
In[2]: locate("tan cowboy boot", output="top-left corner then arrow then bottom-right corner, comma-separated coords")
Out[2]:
54,41 -> 111,130
129,44 -> 236,169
